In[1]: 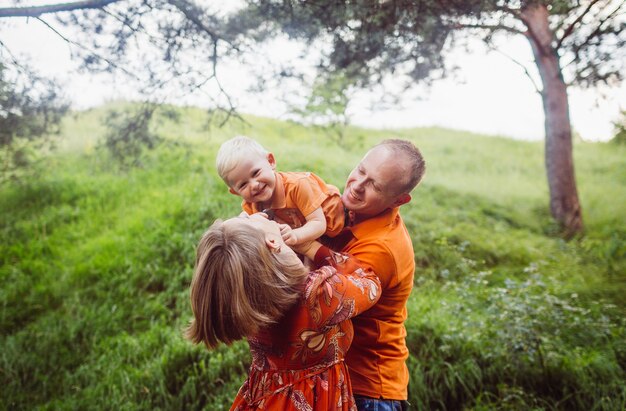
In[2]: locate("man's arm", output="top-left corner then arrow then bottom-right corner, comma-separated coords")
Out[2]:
306,247 -> 381,327
343,241 -> 399,290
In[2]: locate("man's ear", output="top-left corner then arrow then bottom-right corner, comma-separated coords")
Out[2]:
267,153 -> 276,170
392,193 -> 411,208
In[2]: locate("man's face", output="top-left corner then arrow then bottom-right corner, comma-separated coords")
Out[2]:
226,153 -> 277,204
342,146 -> 409,218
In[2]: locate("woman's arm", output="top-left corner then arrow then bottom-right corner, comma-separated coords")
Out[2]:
303,247 -> 381,327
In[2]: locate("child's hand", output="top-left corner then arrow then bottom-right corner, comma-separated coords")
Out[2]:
279,224 -> 298,246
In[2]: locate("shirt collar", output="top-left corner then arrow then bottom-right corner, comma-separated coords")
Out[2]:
269,172 -> 286,210
348,207 -> 400,239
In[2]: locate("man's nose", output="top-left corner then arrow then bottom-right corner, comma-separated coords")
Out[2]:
352,177 -> 365,192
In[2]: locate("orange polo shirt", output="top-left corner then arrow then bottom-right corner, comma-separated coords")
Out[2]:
242,171 -> 344,237
324,207 -> 414,400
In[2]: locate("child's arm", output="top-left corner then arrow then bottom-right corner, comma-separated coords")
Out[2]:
280,207 -> 326,246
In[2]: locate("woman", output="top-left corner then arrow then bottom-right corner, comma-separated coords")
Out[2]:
186,213 -> 381,410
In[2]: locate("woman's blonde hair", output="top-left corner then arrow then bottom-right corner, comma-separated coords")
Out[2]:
185,219 -> 308,349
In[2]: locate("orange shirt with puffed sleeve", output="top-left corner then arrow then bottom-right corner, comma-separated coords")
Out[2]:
242,171 -> 344,237
323,207 -> 415,400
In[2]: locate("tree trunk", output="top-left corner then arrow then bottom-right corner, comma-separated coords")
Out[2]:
521,4 -> 583,237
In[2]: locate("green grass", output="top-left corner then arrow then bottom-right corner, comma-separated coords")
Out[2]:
1,103 -> 624,410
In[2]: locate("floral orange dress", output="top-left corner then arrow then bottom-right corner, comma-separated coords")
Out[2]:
230,247 -> 381,411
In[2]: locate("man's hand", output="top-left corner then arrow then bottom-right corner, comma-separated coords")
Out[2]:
279,224 -> 298,246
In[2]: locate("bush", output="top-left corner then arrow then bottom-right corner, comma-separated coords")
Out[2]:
611,110 -> 626,145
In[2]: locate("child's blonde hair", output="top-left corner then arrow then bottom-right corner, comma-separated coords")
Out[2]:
185,219 -> 308,349
216,136 -> 268,184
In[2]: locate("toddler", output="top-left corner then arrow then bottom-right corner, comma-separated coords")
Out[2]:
216,136 -> 344,245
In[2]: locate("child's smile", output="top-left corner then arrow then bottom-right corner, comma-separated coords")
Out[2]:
227,153 -> 277,205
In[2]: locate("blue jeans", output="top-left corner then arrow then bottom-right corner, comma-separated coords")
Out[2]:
354,395 -> 409,411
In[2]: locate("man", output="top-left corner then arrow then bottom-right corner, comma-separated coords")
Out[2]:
326,139 -> 425,410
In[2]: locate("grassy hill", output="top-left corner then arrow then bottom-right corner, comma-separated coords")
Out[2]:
1,103 -> 625,410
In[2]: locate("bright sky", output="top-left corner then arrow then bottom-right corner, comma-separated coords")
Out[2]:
1,5 -> 624,142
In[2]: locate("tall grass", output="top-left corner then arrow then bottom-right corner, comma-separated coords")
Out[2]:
1,103 -> 624,410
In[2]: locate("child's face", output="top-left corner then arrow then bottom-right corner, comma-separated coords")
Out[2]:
226,152 -> 277,204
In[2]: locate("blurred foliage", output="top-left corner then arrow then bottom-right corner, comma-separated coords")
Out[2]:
0,61 -> 68,183
100,103 -> 161,168
99,103 -> 191,168
292,72 -> 352,147
612,110 -> 626,145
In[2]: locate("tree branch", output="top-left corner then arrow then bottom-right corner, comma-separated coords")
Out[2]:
577,1 -> 625,48
167,0 -> 218,41
494,4 -> 522,19
35,16 -> 140,79
101,7 -> 164,46
0,39 -> 31,74
567,2 -> 623,66
0,0 -> 120,18
457,23 -> 524,36
166,0 -> 242,124
556,0 -> 603,50
209,38 -> 239,126
487,43 -> 542,94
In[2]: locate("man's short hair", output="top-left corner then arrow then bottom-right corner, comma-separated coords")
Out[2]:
216,136 -> 268,183
376,139 -> 426,194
